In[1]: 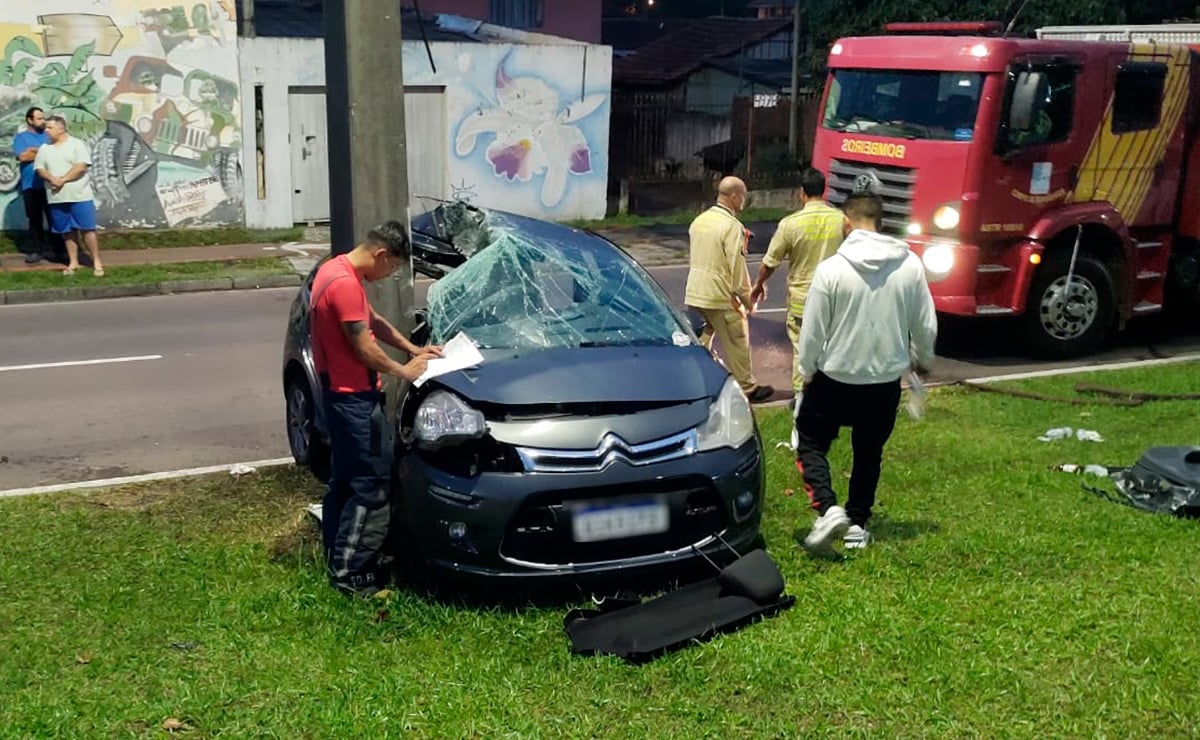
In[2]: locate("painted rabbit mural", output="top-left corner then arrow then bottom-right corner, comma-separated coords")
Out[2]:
456,60 -> 606,209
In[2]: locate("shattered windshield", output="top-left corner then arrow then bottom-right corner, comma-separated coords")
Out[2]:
426,227 -> 690,351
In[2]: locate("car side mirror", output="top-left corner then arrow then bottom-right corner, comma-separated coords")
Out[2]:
412,309 -> 430,347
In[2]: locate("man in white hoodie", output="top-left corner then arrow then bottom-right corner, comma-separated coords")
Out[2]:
795,192 -> 938,553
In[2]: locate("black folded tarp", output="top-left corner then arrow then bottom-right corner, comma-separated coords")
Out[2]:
1084,446 -> 1200,518
564,549 -> 795,663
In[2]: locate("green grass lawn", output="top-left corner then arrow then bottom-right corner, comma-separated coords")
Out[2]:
0,227 -> 304,254
0,258 -> 293,292
2,364 -> 1199,736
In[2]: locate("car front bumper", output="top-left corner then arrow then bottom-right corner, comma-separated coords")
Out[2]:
393,437 -> 765,581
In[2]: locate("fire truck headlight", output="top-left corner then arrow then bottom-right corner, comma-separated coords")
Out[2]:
922,244 -> 956,276
932,205 -> 960,232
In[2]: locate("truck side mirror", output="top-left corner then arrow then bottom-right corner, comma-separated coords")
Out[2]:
1009,71 -> 1048,131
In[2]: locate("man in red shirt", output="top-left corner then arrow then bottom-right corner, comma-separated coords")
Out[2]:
311,221 -> 441,596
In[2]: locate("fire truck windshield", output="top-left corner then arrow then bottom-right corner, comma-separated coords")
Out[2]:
823,69 -> 984,141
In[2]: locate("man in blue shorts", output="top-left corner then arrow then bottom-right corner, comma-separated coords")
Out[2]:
35,115 -> 104,277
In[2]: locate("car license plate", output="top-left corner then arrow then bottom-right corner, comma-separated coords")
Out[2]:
570,497 -> 669,543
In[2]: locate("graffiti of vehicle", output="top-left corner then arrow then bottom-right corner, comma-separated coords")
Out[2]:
0,106 -> 34,193
281,201 -> 766,582
100,56 -> 238,167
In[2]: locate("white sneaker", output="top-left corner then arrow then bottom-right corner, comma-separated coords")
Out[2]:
844,524 -> 872,550
803,505 -> 850,553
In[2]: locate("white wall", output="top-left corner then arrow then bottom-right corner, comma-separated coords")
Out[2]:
238,37 -> 612,228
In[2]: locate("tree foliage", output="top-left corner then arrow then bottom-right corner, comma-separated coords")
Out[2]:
607,0 -> 1200,68
800,0 -> 1200,71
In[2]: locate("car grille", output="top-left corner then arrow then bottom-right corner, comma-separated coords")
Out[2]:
498,477 -> 729,567
513,429 -> 697,474
827,158 -> 917,236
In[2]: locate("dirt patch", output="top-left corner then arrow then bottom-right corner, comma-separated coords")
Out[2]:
75,485 -> 176,512
268,512 -> 322,564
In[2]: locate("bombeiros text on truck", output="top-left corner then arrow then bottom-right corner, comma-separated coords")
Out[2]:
812,21 -> 1200,357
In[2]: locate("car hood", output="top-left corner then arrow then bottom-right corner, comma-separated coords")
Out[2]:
431,345 -> 728,407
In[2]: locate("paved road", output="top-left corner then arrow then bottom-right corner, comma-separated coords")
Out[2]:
2,264 -> 1198,491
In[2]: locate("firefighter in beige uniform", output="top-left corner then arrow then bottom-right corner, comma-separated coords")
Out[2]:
686,176 -> 775,404
750,169 -> 845,392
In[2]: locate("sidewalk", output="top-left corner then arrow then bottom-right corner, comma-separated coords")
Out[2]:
0,242 -> 313,306
593,220 -> 776,265
0,242 -> 297,272
0,219 -> 778,304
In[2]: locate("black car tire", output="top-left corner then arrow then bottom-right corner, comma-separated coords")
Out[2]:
1019,254 -> 1116,359
285,373 -> 331,482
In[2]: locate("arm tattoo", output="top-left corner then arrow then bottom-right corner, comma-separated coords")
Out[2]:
344,320 -> 368,338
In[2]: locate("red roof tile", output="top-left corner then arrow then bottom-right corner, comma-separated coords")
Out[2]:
613,17 -> 793,87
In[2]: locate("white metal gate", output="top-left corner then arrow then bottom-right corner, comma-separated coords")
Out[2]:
288,86 -> 448,223
289,90 -> 330,223
404,86 -> 448,208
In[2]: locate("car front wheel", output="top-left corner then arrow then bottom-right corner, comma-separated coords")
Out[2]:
285,373 -> 331,482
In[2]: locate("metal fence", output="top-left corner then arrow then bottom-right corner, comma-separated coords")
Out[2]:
610,89 -> 821,187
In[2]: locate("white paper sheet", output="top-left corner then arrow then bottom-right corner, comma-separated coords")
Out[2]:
413,331 -> 484,387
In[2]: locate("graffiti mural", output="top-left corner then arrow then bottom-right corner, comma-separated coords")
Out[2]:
1,1 -> 243,230
397,41 -> 611,220
455,58 -> 606,209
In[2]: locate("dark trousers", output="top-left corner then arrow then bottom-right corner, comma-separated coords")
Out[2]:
21,189 -> 65,260
322,389 -> 394,591
795,372 -> 901,527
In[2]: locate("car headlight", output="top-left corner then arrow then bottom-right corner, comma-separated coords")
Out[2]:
932,205 -> 960,231
922,243 -> 956,276
415,390 -> 486,444
697,378 -> 755,452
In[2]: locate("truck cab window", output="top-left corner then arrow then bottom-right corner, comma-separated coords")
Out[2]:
1008,65 -> 1076,147
1113,62 -> 1167,133
823,69 -> 983,141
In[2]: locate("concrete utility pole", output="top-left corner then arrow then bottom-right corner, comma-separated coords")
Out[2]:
240,0 -> 254,37
324,0 -> 413,418
787,0 -> 803,159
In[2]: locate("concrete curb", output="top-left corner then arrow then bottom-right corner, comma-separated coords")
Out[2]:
3,287 -> 85,304
232,273 -> 306,290
159,277 -> 235,294
0,273 -> 302,306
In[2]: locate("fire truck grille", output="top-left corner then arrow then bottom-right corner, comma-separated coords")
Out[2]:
827,159 -> 917,236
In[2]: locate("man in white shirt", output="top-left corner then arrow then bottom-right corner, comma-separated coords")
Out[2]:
34,115 -> 103,277
795,192 -> 938,553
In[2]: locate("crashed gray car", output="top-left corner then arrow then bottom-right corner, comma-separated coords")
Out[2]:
282,202 -> 765,581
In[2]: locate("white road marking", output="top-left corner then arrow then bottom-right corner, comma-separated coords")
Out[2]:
963,352 -> 1200,384
276,242 -> 331,257
0,457 -> 296,500
753,308 -> 788,315
0,354 -> 163,373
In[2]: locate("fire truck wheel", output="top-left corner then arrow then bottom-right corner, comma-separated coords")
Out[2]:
1021,254 -> 1116,359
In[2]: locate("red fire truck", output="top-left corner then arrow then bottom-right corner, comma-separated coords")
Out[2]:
811,22 -> 1200,357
